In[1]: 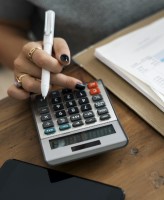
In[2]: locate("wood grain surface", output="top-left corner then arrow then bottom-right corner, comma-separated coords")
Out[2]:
0,64 -> 163,200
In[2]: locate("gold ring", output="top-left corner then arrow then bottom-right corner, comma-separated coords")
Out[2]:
15,74 -> 28,88
28,47 -> 42,61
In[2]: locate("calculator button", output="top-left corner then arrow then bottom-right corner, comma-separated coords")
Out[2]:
68,107 -> 79,115
57,117 -> 69,125
42,120 -> 54,129
81,104 -> 92,112
85,117 -> 97,124
53,103 -> 64,111
59,123 -> 71,130
64,93 -> 74,101
38,106 -> 49,114
66,100 -> 77,108
55,110 -> 66,118
75,90 -> 86,98
90,88 -> 100,95
92,94 -> 102,102
44,127 -> 56,135
72,120 -> 84,127
87,82 -> 98,89
52,97 -> 62,104
94,100 -> 105,108
100,114 -> 111,120
36,95 -> 47,107
78,97 -> 89,105
51,91 -> 60,98
97,107 -> 108,115
41,113 -> 51,121
70,114 -> 81,122
62,88 -> 72,95
83,111 -> 94,119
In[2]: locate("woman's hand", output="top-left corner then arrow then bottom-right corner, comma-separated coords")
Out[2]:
7,37 -> 85,99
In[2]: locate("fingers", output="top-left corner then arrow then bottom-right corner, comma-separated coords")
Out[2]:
19,74 -> 41,94
8,74 -> 41,99
7,84 -> 30,100
53,38 -> 70,65
8,73 -> 83,100
10,38 -> 82,100
14,56 -> 41,78
22,42 -> 63,73
16,38 -> 70,77
51,73 -> 85,90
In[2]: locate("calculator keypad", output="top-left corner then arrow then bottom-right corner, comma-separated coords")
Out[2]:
34,80 -> 116,138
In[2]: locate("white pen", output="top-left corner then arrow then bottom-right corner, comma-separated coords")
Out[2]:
41,10 -> 55,98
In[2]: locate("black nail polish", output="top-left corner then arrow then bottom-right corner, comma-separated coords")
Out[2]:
75,83 -> 85,90
60,54 -> 69,63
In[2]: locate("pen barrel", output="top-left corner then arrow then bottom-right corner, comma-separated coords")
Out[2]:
41,69 -> 50,82
41,10 -> 55,98
41,69 -> 50,98
44,43 -> 53,55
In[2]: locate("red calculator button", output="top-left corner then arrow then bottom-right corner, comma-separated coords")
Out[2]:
87,82 -> 98,89
90,88 -> 100,95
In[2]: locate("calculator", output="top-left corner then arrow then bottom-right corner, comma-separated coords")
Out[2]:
31,80 -> 128,165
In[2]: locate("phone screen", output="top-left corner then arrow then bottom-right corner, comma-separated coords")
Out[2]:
0,160 -> 125,200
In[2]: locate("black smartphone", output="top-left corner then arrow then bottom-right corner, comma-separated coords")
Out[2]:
0,159 -> 125,200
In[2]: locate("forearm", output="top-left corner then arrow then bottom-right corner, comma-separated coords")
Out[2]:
0,23 -> 30,69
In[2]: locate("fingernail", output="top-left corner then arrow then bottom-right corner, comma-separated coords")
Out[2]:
60,54 -> 69,63
75,83 -> 85,90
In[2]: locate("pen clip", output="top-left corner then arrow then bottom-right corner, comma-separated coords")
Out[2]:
44,10 -> 55,36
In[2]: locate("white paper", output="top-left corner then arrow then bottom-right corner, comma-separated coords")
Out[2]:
95,17 -> 164,111
96,18 -> 164,97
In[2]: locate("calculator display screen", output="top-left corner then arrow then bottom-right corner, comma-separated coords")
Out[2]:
49,125 -> 116,149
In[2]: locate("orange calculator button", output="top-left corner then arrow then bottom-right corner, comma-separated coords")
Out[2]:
90,88 -> 100,95
87,82 -> 98,89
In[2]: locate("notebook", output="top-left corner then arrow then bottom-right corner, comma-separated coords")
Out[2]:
73,10 -> 164,136
95,18 -> 164,112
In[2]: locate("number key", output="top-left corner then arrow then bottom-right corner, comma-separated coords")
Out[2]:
53,103 -> 64,111
68,107 -> 79,115
55,110 -> 66,118
64,93 -> 74,101
81,104 -> 92,112
66,100 -> 76,108
78,97 -> 89,105
57,117 -> 69,125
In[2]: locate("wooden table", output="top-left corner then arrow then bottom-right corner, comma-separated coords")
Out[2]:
0,64 -> 163,200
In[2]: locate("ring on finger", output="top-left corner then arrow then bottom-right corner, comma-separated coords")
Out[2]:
28,47 -> 42,62
15,74 -> 29,88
